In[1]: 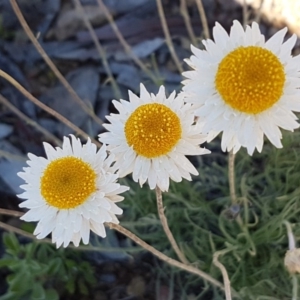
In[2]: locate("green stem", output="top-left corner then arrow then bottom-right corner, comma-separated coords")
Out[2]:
293,275 -> 298,300
228,151 -> 237,204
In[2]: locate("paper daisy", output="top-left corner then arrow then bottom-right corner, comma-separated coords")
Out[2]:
182,20 -> 300,155
17,135 -> 129,248
99,84 -> 210,192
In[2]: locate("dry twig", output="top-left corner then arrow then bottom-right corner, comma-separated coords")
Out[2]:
109,222 -> 227,291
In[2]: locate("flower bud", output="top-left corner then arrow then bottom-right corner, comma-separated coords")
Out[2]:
284,248 -> 300,274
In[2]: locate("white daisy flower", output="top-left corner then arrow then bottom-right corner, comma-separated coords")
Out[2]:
99,84 -> 210,192
17,135 -> 129,248
182,20 -> 300,155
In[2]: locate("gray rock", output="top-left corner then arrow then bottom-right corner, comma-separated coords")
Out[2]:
0,51 -> 29,89
3,41 -> 81,64
86,229 -> 131,263
0,51 -> 36,118
96,84 -> 129,135
159,68 -> 182,83
116,65 -> 141,90
0,123 -> 13,139
0,160 -> 26,195
81,0 -> 149,14
98,274 -> 116,284
0,140 -> 26,194
40,67 -> 99,136
51,4 -> 111,41
114,37 -> 164,61
100,62 -> 142,91
38,118 -> 60,135
54,47 -> 100,61
1,87 -> 36,119
0,140 -> 23,155
0,0 -> 60,36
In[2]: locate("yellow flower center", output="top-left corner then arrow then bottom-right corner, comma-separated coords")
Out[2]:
40,157 -> 97,209
215,46 -> 285,114
125,103 -> 182,158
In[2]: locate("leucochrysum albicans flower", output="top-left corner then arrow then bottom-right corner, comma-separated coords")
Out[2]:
17,135 -> 129,248
99,84 -> 210,192
182,20 -> 300,155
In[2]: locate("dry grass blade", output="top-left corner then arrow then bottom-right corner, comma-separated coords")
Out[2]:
73,0 -> 121,99
156,0 -> 184,73
242,0 -> 249,28
0,150 -> 27,162
0,94 -> 62,146
195,0 -> 210,39
0,70 -> 101,147
0,208 -> 23,218
96,0 -> 158,84
180,0 -> 198,46
0,220 -> 46,241
254,0 -> 265,23
9,0 -> 103,127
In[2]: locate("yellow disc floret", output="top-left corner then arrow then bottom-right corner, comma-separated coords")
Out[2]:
125,103 -> 182,158
215,46 -> 285,114
41,157 -> 97,209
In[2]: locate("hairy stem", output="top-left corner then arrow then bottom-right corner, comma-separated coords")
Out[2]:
293,275 -> 298,300
0,207 -> 228,293
228,150 -> 237,204
213,250 -> 232,300
108,222 -> 228,292
0,219 -> 140,253
155,187 -> 188,264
